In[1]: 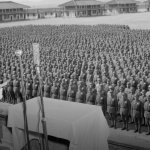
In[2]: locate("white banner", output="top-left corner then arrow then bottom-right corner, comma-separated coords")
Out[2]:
33,43 -> 40,66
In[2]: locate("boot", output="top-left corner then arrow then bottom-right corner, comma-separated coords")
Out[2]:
134,124 -> 138,133
114,121 -> 117,129
126,122 -> 129,131
110,120 -> 114,128
121,122 -> 126,130
146,126 -> 150,135
138,125 -> 141,134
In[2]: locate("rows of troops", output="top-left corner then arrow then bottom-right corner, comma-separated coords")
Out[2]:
0,24 -> 150,135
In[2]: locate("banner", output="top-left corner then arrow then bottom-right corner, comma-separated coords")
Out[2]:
33,43 -> 40,66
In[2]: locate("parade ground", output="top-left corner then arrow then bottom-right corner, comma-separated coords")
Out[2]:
1,12 -> 150,150
0,12 -> 150,29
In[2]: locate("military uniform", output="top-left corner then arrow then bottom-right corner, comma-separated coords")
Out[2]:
107,86 -> 118,128
7,79 -> 15,103
96,84 -> 106,116
67,81 -> 76,102
118,93 -> 130,130
51,81 -> 59,99
76,83 -> 86,103
59,79 -> 68,100
43,83 -> 51,98
25,79 -> 32,100
131,94 -> 143,133
86,82 -> 96,105
144,95 -> 150,135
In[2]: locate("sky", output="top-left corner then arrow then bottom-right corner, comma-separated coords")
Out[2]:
0,0 -> 146,8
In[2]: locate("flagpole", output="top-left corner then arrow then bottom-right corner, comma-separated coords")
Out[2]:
33,43 -> 49,150
15,50 -> 31,150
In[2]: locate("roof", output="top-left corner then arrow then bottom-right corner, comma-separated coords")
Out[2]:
59,0 -> 104,7
107,0 -> 138,5
0,1 -> 30,9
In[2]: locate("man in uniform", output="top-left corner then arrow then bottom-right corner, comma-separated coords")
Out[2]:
59,78 -> 68,100
139,89 -> 147,126
76,80 -> 86,103
51,78 -> 60,99
107,86 -> 118,128
86,82 -> 96,105
96,83 -> 106,116
118,92 -> 130,131
67,79 -> 76,102
131,93 -> 143,133
43,78 -> 51,98
144,93 -> 150,135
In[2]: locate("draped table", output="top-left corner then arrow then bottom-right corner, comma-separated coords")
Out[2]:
7,97 -> 109,150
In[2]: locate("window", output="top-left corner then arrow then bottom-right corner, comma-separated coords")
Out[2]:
33,13 -> 35,16
45,12 -> 47,15
93,10 -> 96,14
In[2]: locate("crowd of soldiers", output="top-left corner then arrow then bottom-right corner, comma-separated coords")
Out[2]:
0,24 -> 150,135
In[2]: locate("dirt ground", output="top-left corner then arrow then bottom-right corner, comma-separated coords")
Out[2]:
0,12 -> 150,29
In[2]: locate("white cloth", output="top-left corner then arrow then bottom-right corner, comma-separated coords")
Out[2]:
0,88 -> 3,99
7,97 -> 109,150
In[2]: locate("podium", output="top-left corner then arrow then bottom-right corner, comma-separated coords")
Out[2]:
7,97 -> 109,150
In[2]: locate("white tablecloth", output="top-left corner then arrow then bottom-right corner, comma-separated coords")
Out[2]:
7,97 -> 109,150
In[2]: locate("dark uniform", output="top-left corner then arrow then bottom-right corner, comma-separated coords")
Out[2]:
76,82 -> 86,103
59,79 -> 68,100
118,93 -> 130,130
67,80 -> 76,102
107,86 -> 118,128
25,79 -> 32,100
96,84 -> 106,116
86,82 -> 96,105
131,94 -> 143,133
144,94 -> 150,135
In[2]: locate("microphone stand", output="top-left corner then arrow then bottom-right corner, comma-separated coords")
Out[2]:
15,50 -> 31,150
36,65 -> 49,150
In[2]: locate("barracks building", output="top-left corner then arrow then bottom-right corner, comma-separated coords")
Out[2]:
0,1 -> 29,22
59,0 -> 106,17
0,0 -> 148,22
106,0 -> 138,14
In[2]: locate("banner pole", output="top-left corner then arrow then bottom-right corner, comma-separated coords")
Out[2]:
15,50 -> 31,150
33,43 -> 49,150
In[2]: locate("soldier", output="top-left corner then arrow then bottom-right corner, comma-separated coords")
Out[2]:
76,81 -> 86,103
13,75 -> 21,103
43,78 -> 51,98
86,82 -> 96,105
96,83 -> 106,116
127,86 -> 136,124
32,78 -> 39,98
144,93 -> 150,135
131,94 -> 143,133
107,86 -> 118,128
51,78 -> 60,99
139,89 -> 147,126
118,92 -> 130,131
59,78 -> 68,100
7,75 -> 15,103
25,77 -> 32,100
67,79 -> 76,102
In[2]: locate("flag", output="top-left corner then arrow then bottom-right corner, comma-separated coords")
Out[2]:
33,43 -> 40,66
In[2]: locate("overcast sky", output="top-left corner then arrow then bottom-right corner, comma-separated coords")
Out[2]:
0,0 -> 146,8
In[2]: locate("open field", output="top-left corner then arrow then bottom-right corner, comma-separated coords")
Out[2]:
0,12 -> 150,29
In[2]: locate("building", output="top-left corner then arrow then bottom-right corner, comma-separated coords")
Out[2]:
59,0 -> 106,17
106,0 -> 138,14
145,0 -> 150,11
137,1 -> 147,12
0,1 -> 30,22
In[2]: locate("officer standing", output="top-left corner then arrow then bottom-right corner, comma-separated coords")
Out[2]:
144,93 -> 150,135
107,86 -> 118,128
131,94 -> 143,133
